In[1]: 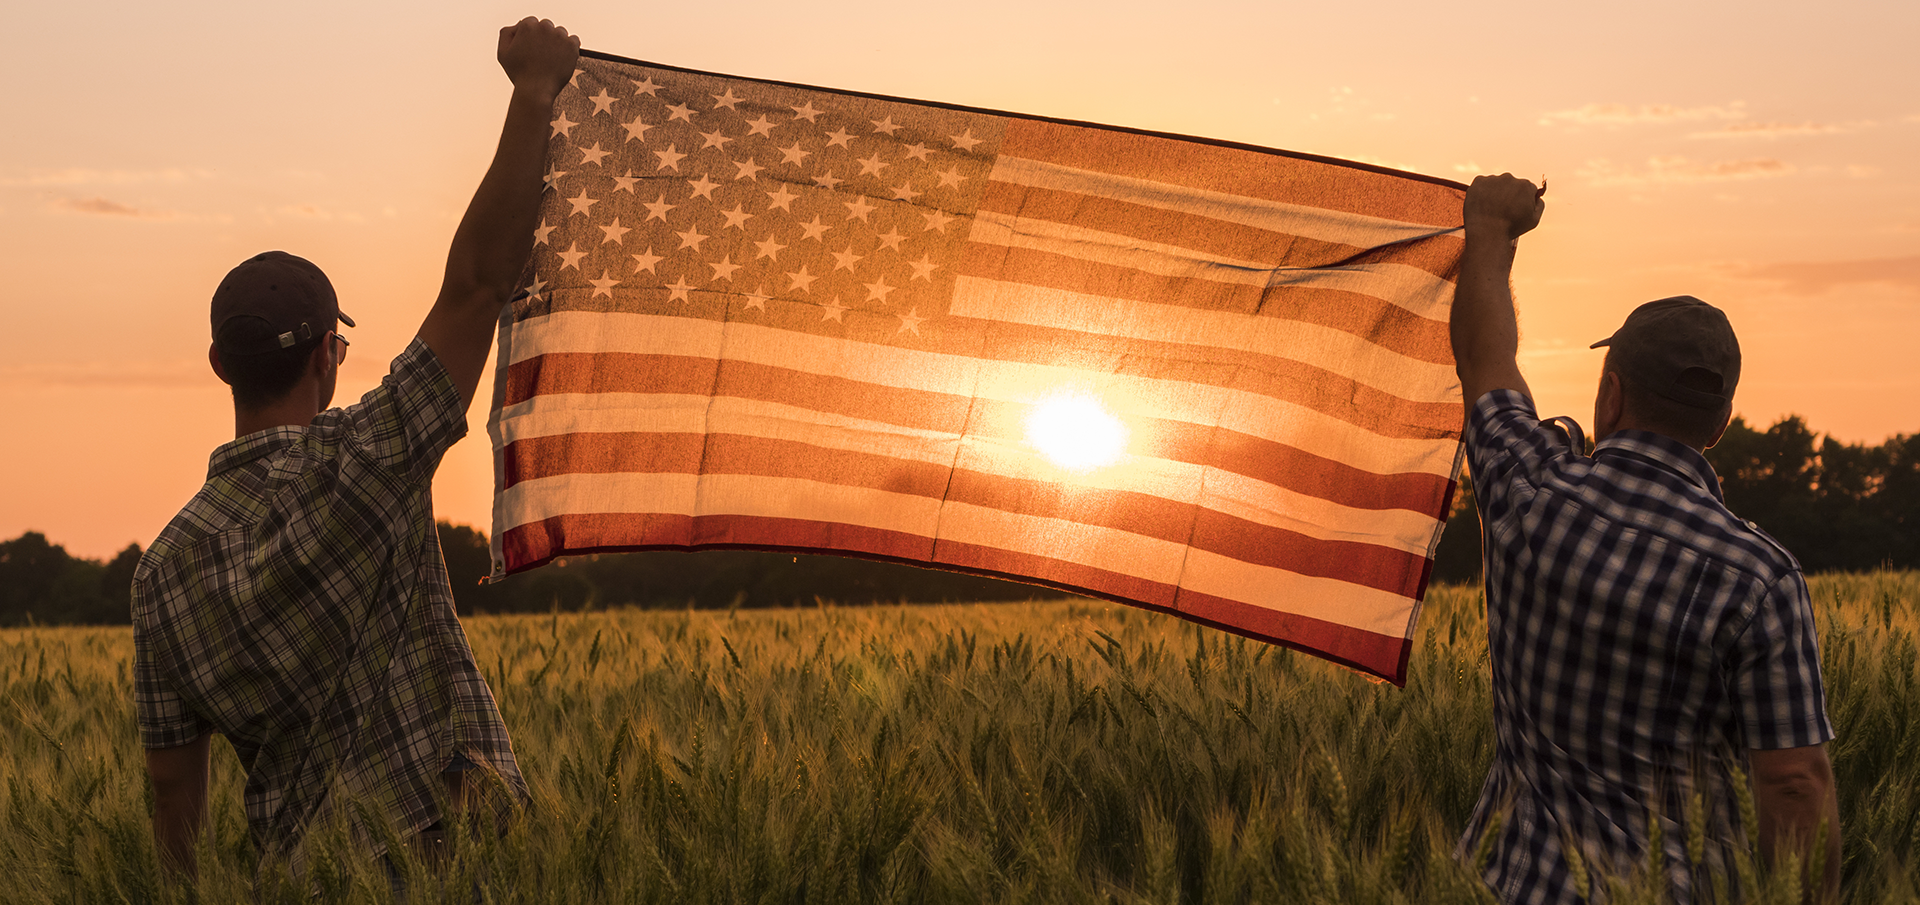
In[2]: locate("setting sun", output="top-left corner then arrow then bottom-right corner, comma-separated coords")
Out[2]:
1025,391 -> 1129,472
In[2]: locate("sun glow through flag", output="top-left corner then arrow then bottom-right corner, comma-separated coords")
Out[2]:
488,49 -> 1468,683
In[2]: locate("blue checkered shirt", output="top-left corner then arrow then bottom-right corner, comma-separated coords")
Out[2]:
1457,390 -> 1832,905
132,338 -> 527,874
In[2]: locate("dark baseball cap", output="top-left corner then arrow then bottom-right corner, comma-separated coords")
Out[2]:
210,251 -> 354,356
1589,295 -> 1740,410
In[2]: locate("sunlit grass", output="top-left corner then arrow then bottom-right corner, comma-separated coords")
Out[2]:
1,572 -> 1914,903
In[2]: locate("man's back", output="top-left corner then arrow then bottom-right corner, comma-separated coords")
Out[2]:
133,339 -> 527,872
1460,389 -> 1831,903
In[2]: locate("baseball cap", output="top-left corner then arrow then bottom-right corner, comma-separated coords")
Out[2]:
1589,295 -> 1740,409
210,251 -> 355,356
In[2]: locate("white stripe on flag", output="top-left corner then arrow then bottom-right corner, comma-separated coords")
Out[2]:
987,156 -> 1460,249
1177,548 -> 1415,637
948,275 -> 1460,400
968,209 -> 1456,318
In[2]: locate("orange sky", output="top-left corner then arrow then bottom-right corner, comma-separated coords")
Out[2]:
4,0 -> 1916,559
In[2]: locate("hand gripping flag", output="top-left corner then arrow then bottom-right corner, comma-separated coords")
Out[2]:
488,49 -> 1467,684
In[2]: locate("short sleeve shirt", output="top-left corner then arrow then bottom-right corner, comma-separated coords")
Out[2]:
1457,390 -> 1831,905
131,337 -> 527,874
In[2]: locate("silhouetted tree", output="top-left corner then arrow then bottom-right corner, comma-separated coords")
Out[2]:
1429,414 -> 1920,586
0,532 -> 140,626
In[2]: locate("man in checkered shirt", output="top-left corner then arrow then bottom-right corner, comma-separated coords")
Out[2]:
1451,174 -> 1840,903
133,18 -> 580,881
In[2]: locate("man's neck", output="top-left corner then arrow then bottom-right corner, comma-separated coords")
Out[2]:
233,382 -> 323,439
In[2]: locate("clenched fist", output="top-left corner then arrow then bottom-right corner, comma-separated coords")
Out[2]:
498,17 -> 581,104
1464,173 -> 1545,242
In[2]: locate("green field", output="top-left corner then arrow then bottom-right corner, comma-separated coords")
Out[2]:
2,572 -> 1915,904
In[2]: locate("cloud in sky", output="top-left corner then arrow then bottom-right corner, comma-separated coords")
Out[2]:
0,167 -> 211,188
0,361 -> 207,389
50,196 -> 177,219
1578,156 -> 1793,187
1739,255 -> 1920,296
1540,102 -> 1746,127
1689,120 -> 1868,140
270,203 -> 365,223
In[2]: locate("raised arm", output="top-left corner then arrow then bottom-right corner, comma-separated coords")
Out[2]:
418,17 -> 580,410
1451,173 -> 1543,412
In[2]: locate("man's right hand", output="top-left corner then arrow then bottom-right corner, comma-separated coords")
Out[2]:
1450,172 -> 1541,408
1465,173 -> 1545,243
497,17 -> 580,104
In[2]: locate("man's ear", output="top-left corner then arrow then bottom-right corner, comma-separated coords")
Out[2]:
1597,370 -> 1625,424
307,337 -> 334,379
1704,403 -> 1734,450
209,344 -> 231,385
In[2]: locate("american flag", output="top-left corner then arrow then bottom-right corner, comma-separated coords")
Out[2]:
487,50 -> 1467,683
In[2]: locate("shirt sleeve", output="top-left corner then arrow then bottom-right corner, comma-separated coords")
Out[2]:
316,336 -> 468,483
1464,389 -> 1576,498
133,618 -> 210,749
1731,571 -> 1835,750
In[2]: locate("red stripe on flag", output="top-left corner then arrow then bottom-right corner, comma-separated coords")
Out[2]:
1187,507 -> 1430,598
499,512 -> 1172,608
498,396 -> 1453,514
505,334 -> 1461,442
955,243 -> 1455,365
1173,587 -> 1410,683
973,181 -> 1466,280
1000,119 -> 1465,228
504,353 -> 975,432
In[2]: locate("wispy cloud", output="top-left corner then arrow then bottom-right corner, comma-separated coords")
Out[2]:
0,361 -> 208,389
270,204 -> 366,223
1540,102 -> 1746,127
1738,255 -> 1920,295
50,196 -> 178,219
1578,156 -> 1793,187
1689,120 -> 1867,140
0,167 -> 212,188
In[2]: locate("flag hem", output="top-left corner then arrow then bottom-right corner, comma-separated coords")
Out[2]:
578,48 -> 1468,194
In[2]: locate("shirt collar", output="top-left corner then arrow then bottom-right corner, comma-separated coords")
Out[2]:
1592,429 -> 1724,502
207,426 -> 304,479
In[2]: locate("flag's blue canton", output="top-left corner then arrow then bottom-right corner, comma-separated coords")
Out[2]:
526,60 -> 1002,337
1458,389 -> 1831,905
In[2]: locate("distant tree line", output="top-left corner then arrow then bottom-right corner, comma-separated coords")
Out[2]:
0,522 -> 1045,627
1430,415 -> 1920,584
4,414 -> 1914,625
432,521 -> 1046,616
0,534 -> 142,626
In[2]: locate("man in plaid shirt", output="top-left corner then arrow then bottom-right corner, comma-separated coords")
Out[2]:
132,18 -> 580,880
1451,175 -> 1840,903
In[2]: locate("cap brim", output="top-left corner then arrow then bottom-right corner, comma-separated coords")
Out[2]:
1589,337 -> 1613,349
338,310 -> 356,328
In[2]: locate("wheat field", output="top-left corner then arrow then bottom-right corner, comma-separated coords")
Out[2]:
1,572 -> 1914,904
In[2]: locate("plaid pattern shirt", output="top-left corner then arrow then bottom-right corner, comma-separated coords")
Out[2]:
132,337 -> 527,874
1458,390 -> 1832,905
